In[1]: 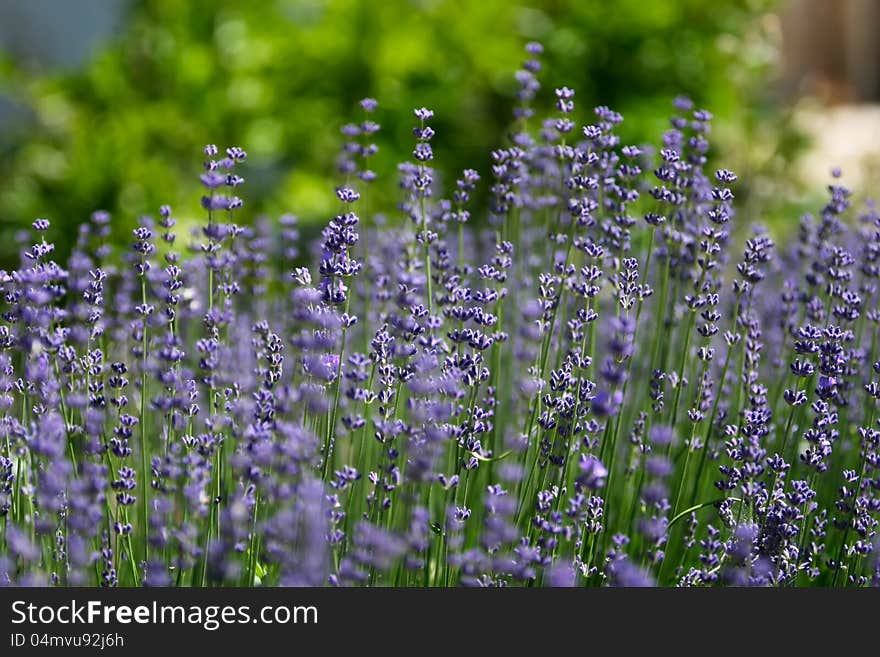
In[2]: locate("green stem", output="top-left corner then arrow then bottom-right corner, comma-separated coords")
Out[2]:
323,292 -> 352,482
420,194 -> 433,317
139,268 -> 149,566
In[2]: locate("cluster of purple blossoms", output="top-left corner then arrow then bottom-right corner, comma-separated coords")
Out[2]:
1,42 -> 878,588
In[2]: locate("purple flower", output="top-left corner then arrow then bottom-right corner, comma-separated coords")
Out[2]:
577,454 -> 608,490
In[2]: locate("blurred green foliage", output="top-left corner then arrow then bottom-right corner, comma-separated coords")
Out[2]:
0,0 -> 796,265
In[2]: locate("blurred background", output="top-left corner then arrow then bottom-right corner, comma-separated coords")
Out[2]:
0,0 -> 875,267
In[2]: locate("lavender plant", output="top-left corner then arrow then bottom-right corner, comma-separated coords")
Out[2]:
1,44 -> 878,588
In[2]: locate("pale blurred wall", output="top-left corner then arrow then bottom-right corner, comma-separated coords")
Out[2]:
0,0 -> 129,71
780,0 -> 880,103
780,0 -> 880,189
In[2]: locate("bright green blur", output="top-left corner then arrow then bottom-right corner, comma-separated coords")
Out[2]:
0,0 -> 800,266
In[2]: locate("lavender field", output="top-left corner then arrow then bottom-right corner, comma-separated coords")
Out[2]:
1,42 -> 878,588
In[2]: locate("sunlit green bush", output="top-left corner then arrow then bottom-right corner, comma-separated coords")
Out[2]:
0,0 -> 787,266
